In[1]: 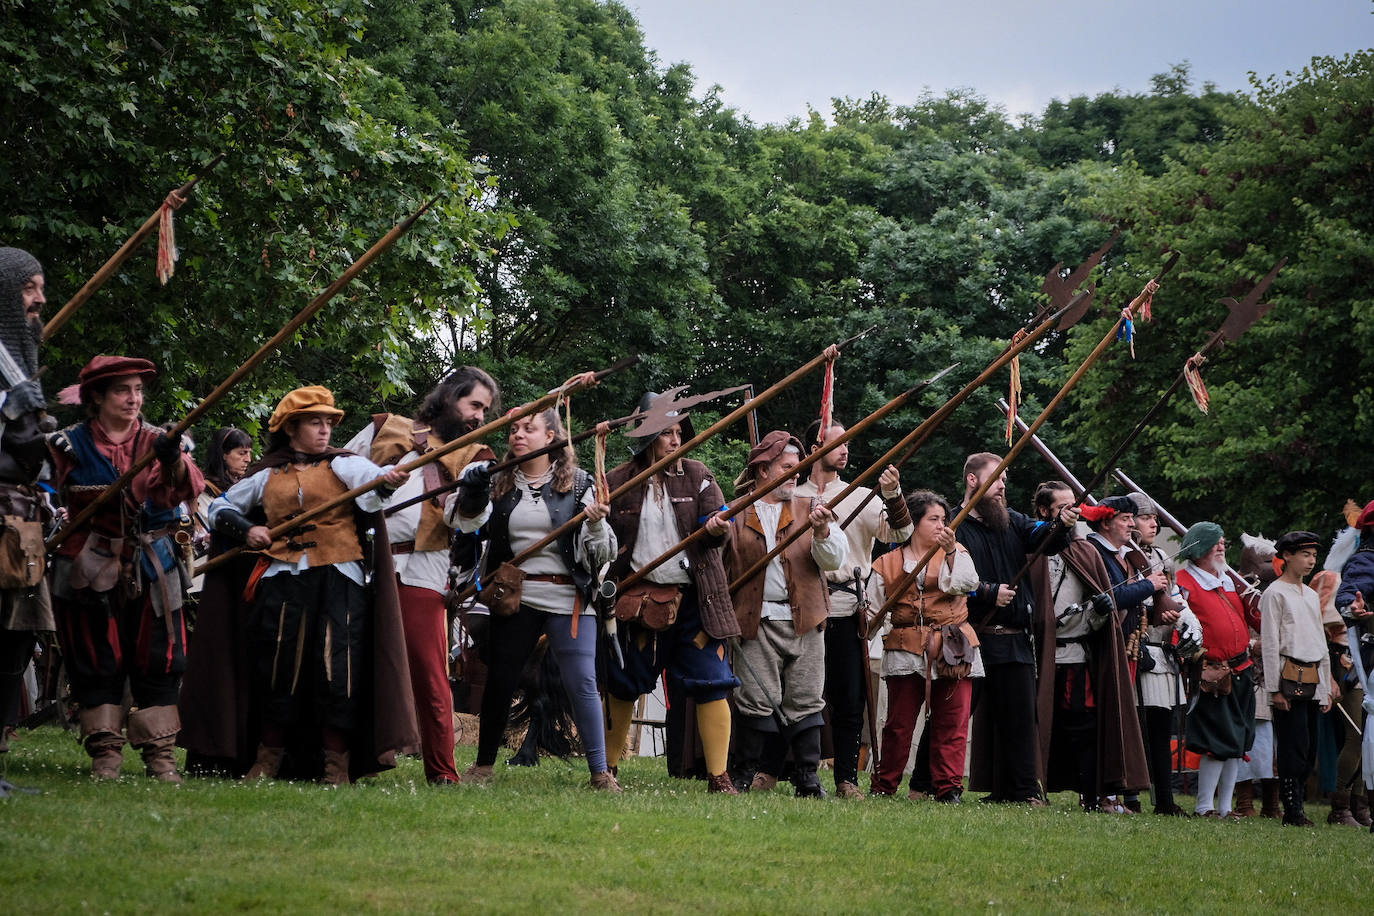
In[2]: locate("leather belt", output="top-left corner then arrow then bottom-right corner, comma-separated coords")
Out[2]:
977,625 -> 1027,636
1227,650 -> 1250,668
527,573 -> 575,585
391,540 -> 416,556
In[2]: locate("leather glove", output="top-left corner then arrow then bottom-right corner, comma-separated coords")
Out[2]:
47,429 -> 74,457
1089,591 -> 1114,620
153,432 -> 184,466
457,461 -> 494,516
1,379 -> 45,419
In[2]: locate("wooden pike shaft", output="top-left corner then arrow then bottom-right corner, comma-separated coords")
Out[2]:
196,357 -> 637,576
871,311 -> 1128,627
623,380 -> 928,593
50,198 -> 437,551
43,153 -> 226,341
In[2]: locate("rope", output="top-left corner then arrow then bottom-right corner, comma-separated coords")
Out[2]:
1117,279 -> 1160,360
1183,353 -> 1210,414
593,421 -> 611,505
1004,328 -> 1027,445
155,189 -> 187,286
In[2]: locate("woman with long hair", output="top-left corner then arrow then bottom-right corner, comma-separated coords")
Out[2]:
451,406 -> 618,790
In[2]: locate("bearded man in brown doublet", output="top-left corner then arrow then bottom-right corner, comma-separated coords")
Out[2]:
344,367 -> 498,786
715,430 -> 845,797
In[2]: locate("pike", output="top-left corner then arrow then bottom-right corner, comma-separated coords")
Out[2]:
724,363 -> 959,593
49,198 -> 438,551
869,255 -> 1179,628
452,338 -> 866,606
383,383 -> 750,517
1003,257 -> 1285,589
198,356 -> 638,576
618,374 -> 947,595
837,233 -> 1121,531
43,153 -> 226,341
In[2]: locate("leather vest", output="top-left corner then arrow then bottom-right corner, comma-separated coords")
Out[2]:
261,461 -> 363,567
872,548 -> 971,654
368,413 -> 487,553
726,496 -> 831,640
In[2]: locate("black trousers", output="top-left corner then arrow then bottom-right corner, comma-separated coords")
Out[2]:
823,613 -> 866,787
1273,696 -> 1320,781
973,661 -> 1040,801
1140,704 -> 1178,812
0,628 -> 35,736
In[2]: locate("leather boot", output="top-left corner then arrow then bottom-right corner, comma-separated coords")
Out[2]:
245,744 -> 286,781
1352,789 -> 1373,827
1327,790 -> 1361,826
589,769 -> 623,793
1231,780 -> 1259,817
790,726 -> 827,799
126,706 -> 183,784
706,771 -> 740,795
322,749 -> 351,787
78,704 -> 126,780
1279,777 -> 1313,826
730,718 -> 766,793
1259,778 -> 1282,818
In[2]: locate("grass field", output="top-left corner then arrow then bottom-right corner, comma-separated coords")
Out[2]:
2,725 -> 1370,913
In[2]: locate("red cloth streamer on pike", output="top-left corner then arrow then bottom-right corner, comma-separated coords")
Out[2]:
1078,503 -> 1118,523
815,353 -> 836,495
1183,353 -> 1210,414
593,421 -> 611,505
1005,328 -> 1027,446
156,189 -> 187,286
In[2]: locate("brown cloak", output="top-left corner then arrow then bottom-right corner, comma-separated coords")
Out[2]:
1031,539 -> 1150,795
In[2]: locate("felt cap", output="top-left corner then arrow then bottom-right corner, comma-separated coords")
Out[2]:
1274,530 -> 1320,556
58,355 -> 157,405
1357,499 -> 1374,531
1129,492 -> 1157,517
1178,521 -> 1224,561
268,385 -> 345,432
734,429 -> 802,490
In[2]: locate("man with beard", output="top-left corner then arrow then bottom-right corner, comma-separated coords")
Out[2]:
716,430 -> 845,797
794,418 -> 911,798
958,453 -> 1076,805
0,248 -> 54,796
602,393 -> 741,793
344,366 -> 498,785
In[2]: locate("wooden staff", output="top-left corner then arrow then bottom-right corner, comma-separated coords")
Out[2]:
382,410 -> 641,516
450,339 -> 862,604
620,376 -> 941,594
1003,255 -> 1283,589
869,291 -> 1142,629
724,363 -> 958,593
197,357 -> 638,575
837,288 -> 1092,532
49,197 -> 437,550
43,153 -> 226,341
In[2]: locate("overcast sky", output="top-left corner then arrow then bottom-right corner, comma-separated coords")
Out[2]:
627,0 -> 1374,123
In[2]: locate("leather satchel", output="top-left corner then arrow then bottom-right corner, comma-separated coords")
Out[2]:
1199,659 -> 1233,696
1279,657 -> 1320,700
614,582 -> 682,631
934,623 -> 975,680
485,562 -> 526,617
0,515 -> 45,589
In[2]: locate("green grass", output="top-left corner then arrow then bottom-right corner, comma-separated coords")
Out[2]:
1,725 -> 1369,913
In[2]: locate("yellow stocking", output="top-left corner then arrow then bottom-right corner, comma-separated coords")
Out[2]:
606,696 -> 637,769
696,698 -> 732,777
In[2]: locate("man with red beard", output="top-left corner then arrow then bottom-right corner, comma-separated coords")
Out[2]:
957,452 -> 1077,804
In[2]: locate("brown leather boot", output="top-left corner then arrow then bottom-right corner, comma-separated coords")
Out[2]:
589,769 -> 623,793
244,744 -> 286,781
1260,778 -> 1282,818
79,704 -> 126,780
706,771 -> 739,795
749,772 -> 778,792
462,763 -> 494,785
1352,790 -> 1373,827
1231,780 -> 1259,816
322,749 -> 351,787
1327,790 -> 1361,826
127,706 -> 183,783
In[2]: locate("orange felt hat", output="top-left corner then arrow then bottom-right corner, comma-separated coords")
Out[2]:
267,385 -> 345,432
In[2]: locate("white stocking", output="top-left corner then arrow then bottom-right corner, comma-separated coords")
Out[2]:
1195,756 -> 1224,814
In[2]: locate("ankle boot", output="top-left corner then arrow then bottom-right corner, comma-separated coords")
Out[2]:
127,706 -> 183,783
589,769 -> 623,793
790,726 -> 827,799
78,704 -> 126,780
1352,789 -> 1373,827
1231,780 -> 1258,816
322,749 -> 351,786
245,744 -> 286,780
1260,778 -> 1282,818
1327,790 -> 1361,826
1280,777 -> 1314,826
